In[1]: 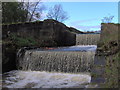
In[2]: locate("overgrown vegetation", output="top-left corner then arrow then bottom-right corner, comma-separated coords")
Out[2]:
97,23 -> 119,88
3,34 -> 37,48
97,24 -> 119,54
2,2 -> 28,24
11,34 -> 37,47
104,52 -> 119,88
2,1 -> 45,24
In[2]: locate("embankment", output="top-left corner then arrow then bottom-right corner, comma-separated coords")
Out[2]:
92,23 -> 119,88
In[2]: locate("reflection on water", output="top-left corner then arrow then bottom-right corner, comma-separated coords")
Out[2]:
2,70 -> 91,88
34,45 -> 97,52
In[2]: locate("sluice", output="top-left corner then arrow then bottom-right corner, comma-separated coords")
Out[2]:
17,50 -> 95,73
16,34 -> 100,73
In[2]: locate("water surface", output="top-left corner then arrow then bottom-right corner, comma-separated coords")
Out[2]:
3,70 -> 91,88
33,45 -> 97,52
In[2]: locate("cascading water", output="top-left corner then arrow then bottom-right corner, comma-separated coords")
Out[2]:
76,34 -> 100,45
2,34 -> 100,88
18,50 -> 95,73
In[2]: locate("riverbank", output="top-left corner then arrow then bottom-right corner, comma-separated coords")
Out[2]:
92,23 -> 119,88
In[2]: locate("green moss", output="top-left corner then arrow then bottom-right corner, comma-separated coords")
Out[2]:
9,34 -> 37,47
103,53 -> 119,88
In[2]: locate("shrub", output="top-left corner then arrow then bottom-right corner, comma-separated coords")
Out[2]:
9,34 -> 37,47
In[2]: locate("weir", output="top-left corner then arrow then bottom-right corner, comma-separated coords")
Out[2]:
2,18 -> 105,88
17,50 -> 95,73
3,34 -> 100,88
76,34 -> 100,45
17,46 -> 98,73
16,34 -> 100,73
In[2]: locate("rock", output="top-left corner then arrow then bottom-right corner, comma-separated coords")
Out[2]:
109,41 -> 118,46
2,43 -> 17,73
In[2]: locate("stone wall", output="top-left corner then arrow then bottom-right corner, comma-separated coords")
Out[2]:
100,23 -> 119,43
97,23 -> 119,55
91,23 -> 119,88
2,19 -> 76,47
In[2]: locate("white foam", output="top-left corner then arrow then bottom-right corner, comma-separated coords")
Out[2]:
70,45 -> 97,48
3,70 -> 91,88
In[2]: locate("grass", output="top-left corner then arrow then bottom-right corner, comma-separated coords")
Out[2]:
3,33 -> 37,48
104,52 -> 119,88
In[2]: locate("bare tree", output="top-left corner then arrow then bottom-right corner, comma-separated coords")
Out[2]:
20,0 -> 46,22
101,15 -> 114,23
47,4 -> 69,22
